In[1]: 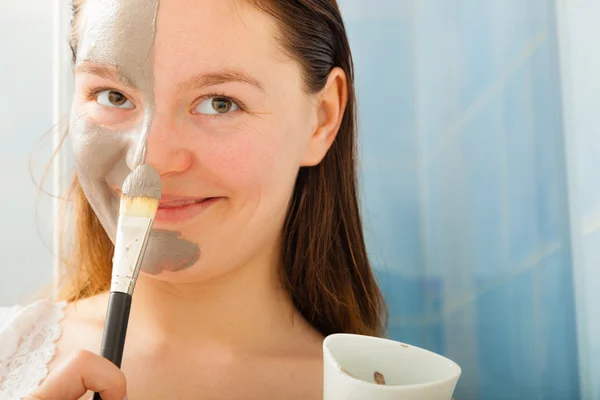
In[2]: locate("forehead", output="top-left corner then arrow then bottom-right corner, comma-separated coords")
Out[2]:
77,0 -> 157,76
155,0 -> 282,75
78,0 -> 282,76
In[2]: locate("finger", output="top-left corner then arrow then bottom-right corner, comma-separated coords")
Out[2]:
25,350 -> 127,400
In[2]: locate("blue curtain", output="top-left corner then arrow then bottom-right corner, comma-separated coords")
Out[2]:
341,0 -> 580,398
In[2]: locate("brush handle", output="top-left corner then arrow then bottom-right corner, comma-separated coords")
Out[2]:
92,291 -> 132,400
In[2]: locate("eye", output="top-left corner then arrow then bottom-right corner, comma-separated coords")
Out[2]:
96,90 -> 134,109
194,96 -> 240,115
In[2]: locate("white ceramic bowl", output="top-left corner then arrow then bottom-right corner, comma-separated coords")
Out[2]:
323,334 -> 461,400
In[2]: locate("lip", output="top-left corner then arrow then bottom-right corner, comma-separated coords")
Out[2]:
111,189 -> 221,224
154,196 -> 222,223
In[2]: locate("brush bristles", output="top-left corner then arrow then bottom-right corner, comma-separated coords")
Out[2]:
119,195 -> 160,219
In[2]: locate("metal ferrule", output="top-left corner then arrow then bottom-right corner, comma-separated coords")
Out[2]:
110,215 -> 153,295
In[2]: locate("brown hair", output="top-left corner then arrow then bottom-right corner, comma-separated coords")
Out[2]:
59,0 -> 388,337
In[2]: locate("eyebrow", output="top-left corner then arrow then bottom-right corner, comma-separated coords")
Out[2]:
75,62 -> 266,94
75,61 -> 138,89
177,70 -> 266,94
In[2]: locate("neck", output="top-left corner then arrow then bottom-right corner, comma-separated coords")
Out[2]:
126,252 -> 311,355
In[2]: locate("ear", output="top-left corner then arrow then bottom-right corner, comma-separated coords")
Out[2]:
300,67 -> 348,167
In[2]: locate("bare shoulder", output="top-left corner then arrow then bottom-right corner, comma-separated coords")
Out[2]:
265,323 -> 324,400
280,350 -> 324,400
47,292 -> 109,373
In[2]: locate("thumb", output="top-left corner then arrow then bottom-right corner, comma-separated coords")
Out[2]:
25,350 -> 127,400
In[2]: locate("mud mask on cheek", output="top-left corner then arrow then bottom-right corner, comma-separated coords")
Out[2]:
70,0 -> 199,274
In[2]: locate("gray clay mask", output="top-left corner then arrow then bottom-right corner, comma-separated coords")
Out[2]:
70,0 -> 199,274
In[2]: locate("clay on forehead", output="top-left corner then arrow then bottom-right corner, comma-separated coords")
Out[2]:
76,0 -> 158,166
72,0 -> 201,274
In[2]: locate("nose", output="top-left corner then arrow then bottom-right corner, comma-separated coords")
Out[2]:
125,113 -> 193,177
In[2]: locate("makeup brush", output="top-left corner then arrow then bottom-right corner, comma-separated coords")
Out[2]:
93,164 -> 162,400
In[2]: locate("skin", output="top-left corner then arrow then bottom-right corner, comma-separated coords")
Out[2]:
49,0 -> 349,398
70,0 -> 200,274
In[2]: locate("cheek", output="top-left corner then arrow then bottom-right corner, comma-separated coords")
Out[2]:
70,117 -> 129,179
197,122 -> 301,196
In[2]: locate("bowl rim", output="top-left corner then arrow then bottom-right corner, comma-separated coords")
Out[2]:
323,333 -> 462,391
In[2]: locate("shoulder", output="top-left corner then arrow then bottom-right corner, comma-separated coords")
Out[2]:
0,299 -> 67,361
268,321 -> 324,399
0,299 -> 67,400
46,293 -> 107,375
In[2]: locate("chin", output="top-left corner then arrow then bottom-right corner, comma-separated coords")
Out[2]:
139,260 -> 229,283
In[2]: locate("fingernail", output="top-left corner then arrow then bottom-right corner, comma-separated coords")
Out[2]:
124,396 -> 128,400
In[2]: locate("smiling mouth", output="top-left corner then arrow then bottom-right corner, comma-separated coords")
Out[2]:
159,198 -> 207,209
154,196 -> 222,223
111,189 -> 221,224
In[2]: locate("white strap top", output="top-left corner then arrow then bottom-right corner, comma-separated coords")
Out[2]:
0,299 -> 66,400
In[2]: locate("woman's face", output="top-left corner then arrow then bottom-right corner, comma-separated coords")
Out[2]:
70,0 -> 322,280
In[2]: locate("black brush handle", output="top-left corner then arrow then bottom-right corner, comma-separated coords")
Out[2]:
93,291 -> 132,400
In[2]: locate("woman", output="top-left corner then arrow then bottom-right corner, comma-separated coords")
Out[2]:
0,0 -> 387,398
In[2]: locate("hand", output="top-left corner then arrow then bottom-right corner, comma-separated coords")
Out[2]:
24,350 -> 127,400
